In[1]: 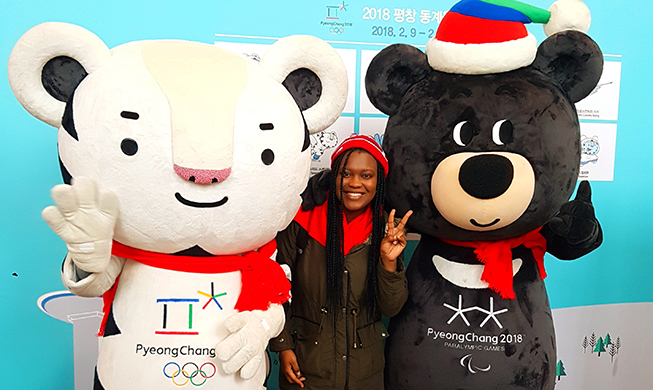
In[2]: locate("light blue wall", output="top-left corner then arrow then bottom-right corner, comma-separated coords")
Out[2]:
1,1 -> 651,389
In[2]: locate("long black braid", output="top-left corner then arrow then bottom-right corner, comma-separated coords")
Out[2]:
325,148 -> 387,321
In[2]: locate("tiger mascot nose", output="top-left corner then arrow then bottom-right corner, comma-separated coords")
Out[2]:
143,41 -> 247,183
173,165 -> 232,184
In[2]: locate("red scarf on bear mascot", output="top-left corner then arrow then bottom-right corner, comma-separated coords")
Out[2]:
441,228 -> 547,300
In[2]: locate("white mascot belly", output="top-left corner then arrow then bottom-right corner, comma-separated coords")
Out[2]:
8,22 -> 348,390
103,264 -> 244,388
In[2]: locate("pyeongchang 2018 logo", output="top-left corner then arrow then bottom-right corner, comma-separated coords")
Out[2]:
426,295 -> 523,375
136,342 -> 218,386
323,2 -> 352,35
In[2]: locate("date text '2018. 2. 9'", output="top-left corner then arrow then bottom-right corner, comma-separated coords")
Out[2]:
371,26 -> 435,38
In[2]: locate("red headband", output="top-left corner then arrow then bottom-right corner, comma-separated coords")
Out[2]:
330,134 -> 389,176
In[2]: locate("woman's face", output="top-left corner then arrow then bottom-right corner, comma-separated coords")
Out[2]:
335,150 -> 378,221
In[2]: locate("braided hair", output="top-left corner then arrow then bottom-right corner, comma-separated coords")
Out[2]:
325,148 -> 387,321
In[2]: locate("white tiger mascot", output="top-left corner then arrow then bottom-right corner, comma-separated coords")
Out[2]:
8,22 -> 347,390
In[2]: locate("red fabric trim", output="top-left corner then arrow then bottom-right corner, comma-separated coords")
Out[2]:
97,240 -> 290,336
293,199 -> 373,255
436,12 -> 528,44
98,275 -> 119,336
441,228 -> 547,300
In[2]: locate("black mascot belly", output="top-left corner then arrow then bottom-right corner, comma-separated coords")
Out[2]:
364,0 -> 604,389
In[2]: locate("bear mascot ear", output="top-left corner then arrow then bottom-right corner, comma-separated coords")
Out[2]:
259,35 -> 347,134
532,30 -> 603,103
8,22 -> 111,128
364,44 -> 431,116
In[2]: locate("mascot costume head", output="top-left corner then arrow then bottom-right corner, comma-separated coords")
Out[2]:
365,0 -> 603,389
8,22 -> 347,389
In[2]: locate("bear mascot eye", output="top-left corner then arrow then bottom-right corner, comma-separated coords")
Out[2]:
453,120 -> 476,146
492,119 -> 514,145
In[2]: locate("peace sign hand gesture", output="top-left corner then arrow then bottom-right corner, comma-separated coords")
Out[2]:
380,209 -> 413,272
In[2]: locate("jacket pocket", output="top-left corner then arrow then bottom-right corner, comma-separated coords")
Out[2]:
350,321 -> 389,380
291,317 -> 334,379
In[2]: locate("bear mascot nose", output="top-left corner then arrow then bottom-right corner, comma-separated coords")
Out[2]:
458,154 -> 514,199
173,165 -> 232,184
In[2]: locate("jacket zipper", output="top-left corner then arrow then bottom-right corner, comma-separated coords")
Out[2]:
344,268 -> 350,390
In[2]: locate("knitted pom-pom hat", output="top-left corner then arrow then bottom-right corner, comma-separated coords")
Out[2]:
426,0 -> 592,75
331,133 -> 389,177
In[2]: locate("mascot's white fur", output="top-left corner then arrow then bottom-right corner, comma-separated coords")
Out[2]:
8,22 -> 347,389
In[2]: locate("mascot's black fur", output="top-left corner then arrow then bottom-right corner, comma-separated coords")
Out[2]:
365,30 -> 603,390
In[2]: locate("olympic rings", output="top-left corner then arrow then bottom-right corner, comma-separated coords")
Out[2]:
200,362 -> 217,379
182,362 -> 199,378
164,362 -> 181,378
329,27 -> 344,35
172,370 -> 190,387
164,362 -> 217,387
190,370 -> 207,386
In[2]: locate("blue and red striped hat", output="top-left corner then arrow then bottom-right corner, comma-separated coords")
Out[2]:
426,0 -> 592,75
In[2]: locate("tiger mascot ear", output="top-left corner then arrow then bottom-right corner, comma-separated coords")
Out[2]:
8,22 -> 111,128
260,35 -> 348,134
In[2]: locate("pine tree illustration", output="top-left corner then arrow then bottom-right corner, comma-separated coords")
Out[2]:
581,335 -> 589,353
604,333 -> 612,346
593,336 -> 606,357
608,343 -> 618,363
556,360 -> 567,381
615,336 -> 621,353
589,332 -> 597,349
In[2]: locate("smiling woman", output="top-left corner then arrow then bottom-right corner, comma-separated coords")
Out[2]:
335,150 -> 378,222
270,134 -> 412,390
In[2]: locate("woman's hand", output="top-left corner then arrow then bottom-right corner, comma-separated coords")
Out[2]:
380,209 -> 413,272
279,349 -> 306,387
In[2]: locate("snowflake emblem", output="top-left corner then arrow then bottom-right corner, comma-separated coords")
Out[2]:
444,295 -> 509,329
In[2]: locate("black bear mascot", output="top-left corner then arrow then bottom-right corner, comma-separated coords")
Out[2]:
364,0 -> 604,389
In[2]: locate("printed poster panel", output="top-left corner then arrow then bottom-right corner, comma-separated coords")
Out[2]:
213,41 -> 357,114
359,116 -> 388,146
359,5 -> 448,43
359,49 -> 384,114
552,303 -> 653,390
212,41 -> 271,62
333,48 -> 357,114
578,123 -> 617,182
309,116 -> 355,176
576,60 -> 622,121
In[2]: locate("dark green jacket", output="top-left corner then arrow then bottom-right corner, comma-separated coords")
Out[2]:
270,220 -> 409,390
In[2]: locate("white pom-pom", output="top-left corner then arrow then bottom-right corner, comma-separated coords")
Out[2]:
543,0 -> 591,37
